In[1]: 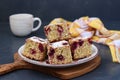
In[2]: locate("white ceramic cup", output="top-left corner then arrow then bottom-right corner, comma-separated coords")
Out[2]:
9,13 -> 42,36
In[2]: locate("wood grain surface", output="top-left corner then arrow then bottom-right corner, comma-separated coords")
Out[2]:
0,53 -> 101,79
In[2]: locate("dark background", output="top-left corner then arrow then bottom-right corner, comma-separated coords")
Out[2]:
1,0 -> 120,80
0,0 -> 120,23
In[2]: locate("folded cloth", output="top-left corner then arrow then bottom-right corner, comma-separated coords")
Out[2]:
108,40 -> 120,63
51,17 -> 120,63
92,36 -> 112,44
69,17 -> 95,37
85,17 -> 120,63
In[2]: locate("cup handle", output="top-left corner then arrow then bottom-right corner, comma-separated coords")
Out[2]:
32,17 -> 42,32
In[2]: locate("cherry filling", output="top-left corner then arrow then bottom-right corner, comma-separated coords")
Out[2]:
71,42 -> 78,52
71,40 -> 84,54
88,39 -> 92,44
46,60 -> 50,64
48,48 -> 55,56
57,55 -> 64,61
57,25 -> 63,36
38,43 -> 44,52
44,27 -> 51,35
30,49 -> 36,54
63,42 -> 68,45
33,37 -> 44,42
78,40 -> 84,46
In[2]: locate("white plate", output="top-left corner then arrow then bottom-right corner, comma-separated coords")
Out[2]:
18,44 -> 98,68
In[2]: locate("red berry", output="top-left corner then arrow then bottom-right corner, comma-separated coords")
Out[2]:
57,25 -> 63,36
46,60 -> 50,64
38,43 -> 44,52
57,55 -> 64,61
63,42 -> 68,45
30,49 -> 36,54
48,48 -> 55,56
88,39 -> 92,44
71,42 -> 78,52
78,40 -> 84,46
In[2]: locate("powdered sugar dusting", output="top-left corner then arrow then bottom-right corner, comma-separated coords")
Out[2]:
51,40 -> 68,48
30,36 -> 46,43
72,37 -> 82,41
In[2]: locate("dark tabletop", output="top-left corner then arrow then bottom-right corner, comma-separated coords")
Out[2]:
0,21 -> 120,80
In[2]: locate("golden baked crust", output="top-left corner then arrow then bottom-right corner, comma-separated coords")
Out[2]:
69,37 -> 92,59
44,23 -> 72,42
22,36 -> 47,61
47,40 -> 73,64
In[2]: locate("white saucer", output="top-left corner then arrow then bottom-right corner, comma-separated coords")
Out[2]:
18,44 -> 98,68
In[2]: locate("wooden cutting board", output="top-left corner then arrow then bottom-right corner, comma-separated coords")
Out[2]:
0,53 -> 101,79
